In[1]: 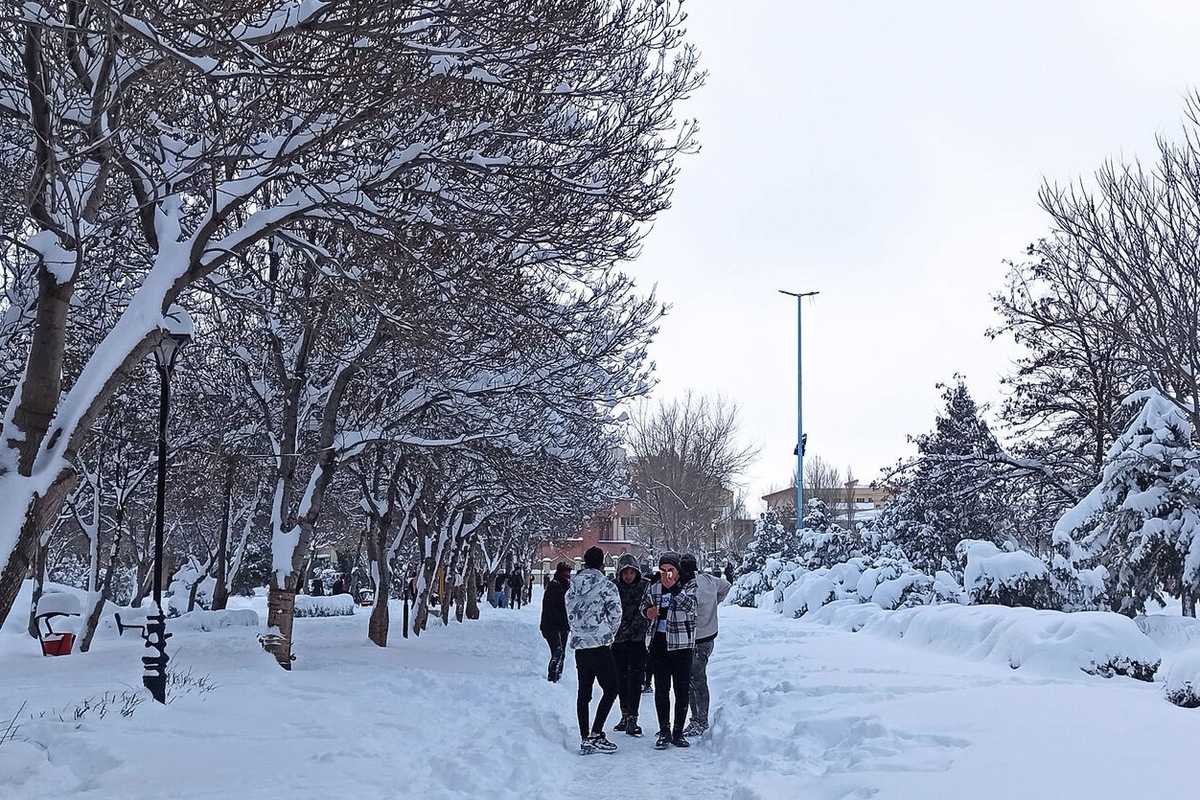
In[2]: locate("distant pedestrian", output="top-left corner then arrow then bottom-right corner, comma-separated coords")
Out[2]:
508,572 -> 525,610
331,575 -> 348,596
681,554 -> 731,737
641,551 -> 697,750
492,573 -> 508,608
566,546 -> 622,755
540,563 -> 571,682
724,562 -> 735,585
611,553 -> 650,737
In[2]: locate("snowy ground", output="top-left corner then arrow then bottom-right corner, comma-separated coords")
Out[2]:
2,585 -> 1198,799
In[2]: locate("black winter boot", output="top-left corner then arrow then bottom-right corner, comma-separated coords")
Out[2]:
625,715 -> 643,737
613,713 -> 628,732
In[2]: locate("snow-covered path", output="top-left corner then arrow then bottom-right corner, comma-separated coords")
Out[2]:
1,590 -> 1196,799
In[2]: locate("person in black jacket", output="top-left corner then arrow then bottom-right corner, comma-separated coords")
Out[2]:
539,562 -> 572,682
508,571 -> 525,610
611,553 -> 650,737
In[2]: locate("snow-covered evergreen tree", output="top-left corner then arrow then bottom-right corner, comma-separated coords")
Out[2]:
1053,388 -> 1200,615
876,379 -> 1011,575
737,509 -> 796,575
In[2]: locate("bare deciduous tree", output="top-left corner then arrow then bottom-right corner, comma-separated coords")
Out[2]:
626,393 -> 758,557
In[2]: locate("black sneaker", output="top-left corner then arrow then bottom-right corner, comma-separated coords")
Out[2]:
588,732 -> 618,753
625,716 -> 643,737
671,732 -> 690,748
654,731 -> 671,750
613,714 -> 628,732
580,739 -> 596,756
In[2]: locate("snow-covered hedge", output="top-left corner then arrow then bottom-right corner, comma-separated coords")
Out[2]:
959,540 -> 1058,609
1164,649 -> 1200,707
103,606 -> 259,633
171,609 -> 260,631
806,601 -> 1161,681
293,594 -> 355,618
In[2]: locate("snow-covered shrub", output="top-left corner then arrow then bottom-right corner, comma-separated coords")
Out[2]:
794,527 -> 864,571
958,540 -> 1058,609
1164,650 -> 1200,708
856,558 -> 935,610
293,594 -> 355,617
778,572 -> 839,618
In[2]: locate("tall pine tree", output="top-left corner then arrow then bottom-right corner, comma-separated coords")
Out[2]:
1054,388 -> 1200,616
877,379 -> 1011,575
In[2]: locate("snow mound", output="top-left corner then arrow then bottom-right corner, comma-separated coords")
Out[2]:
1135,614 -> 1200,650
806,601 -> 1160,681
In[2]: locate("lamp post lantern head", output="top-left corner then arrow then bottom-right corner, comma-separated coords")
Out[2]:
153,305 -> 194,372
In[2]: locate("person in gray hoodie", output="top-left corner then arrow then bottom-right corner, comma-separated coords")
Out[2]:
680,554 -> 732,737
611,553 -> 651,737
566,546 -> 623,755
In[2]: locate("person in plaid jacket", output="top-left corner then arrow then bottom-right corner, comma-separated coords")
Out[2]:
640,551 -> 698,749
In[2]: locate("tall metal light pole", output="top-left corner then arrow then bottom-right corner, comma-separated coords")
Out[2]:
779,290 -> 818,530
144,313 -> 192,704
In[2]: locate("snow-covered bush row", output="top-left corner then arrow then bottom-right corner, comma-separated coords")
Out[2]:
100,605 -> 259,634
170,609 -> 260,631
807,600 -> 1161,681
293,594 -> 355,618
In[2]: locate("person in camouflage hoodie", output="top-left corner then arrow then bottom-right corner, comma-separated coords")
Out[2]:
566,546 -> 623,755
611,553 -> 651,737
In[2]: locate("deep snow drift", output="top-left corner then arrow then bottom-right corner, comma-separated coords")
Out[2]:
2,584 -> 1198,799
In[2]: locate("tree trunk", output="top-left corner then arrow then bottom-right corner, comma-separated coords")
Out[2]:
79,528 -> 122,653
211,461 -> 235,611
368,555 -> 391,648
0,475 -> 74,634
262,587 -> 297,669
25,535 -> 49,639
465,549 -> 479,621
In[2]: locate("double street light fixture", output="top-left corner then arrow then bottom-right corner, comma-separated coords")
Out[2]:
143,309 -> 192,703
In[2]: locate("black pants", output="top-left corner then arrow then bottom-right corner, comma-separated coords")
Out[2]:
650,633 -> 692,736
612,639 -> 647,718
575,646 -> 619,740
542,628 -> 567,682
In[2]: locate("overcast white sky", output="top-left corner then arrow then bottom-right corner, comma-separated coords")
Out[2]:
632,0 -> 1200,509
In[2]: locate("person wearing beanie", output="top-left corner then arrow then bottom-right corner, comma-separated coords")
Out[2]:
680,553 -> 731,737
640,550 -> 698,750
539,562 -> 572,683
566,546 -> 623,755
610,553 -> 651,737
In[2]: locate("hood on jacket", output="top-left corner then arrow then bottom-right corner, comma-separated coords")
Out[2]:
616,553 -> 640,579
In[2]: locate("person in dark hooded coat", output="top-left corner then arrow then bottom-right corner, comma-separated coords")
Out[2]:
610,553 -> 650,736
539,562 -> 571,682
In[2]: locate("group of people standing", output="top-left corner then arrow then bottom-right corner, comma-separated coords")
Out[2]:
539,545 -> 731,755
488,571 -> 527,609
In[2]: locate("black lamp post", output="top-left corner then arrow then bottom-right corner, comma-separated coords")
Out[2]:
143,321 -> 191,703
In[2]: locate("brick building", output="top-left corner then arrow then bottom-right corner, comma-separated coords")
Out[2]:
533,498 -> 651,585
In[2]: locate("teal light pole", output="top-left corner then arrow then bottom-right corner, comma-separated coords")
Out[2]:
779,290 -> 818,530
